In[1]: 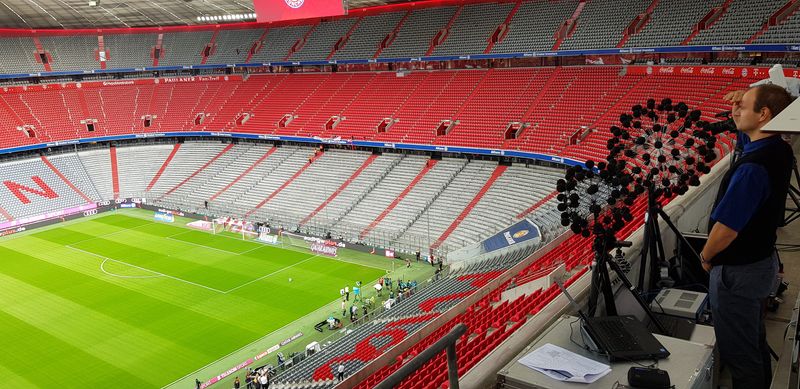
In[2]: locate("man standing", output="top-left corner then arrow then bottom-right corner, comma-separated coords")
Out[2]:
345,286 -> 350,301
702,84 -> 794,389
337,363 -> 345,381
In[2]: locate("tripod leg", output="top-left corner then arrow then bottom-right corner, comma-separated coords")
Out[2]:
599,256 -> 617,316
638,209 -> 652,291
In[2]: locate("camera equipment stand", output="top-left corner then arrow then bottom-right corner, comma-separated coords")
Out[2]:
783,155 -> 800,226
638,190 -> 703,293
587,239 -> 669,335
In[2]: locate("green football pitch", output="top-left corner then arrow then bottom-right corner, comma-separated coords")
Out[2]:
0,209 -> 393,388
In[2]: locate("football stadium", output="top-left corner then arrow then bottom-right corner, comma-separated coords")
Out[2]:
0,0 -> 798,388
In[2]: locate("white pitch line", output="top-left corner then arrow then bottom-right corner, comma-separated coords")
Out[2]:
67,245 -> 227,294
100,258 -> 162,279
223,254 -> 321,294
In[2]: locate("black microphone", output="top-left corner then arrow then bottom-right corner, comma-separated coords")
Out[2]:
715,110 -> 732,118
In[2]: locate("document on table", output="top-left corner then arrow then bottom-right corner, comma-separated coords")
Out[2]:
518,343 -> 612,384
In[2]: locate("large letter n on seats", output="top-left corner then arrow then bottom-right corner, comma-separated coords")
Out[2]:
4,176 -> 59,204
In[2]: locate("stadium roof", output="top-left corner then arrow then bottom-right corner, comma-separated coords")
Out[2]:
0,0 -> 405,29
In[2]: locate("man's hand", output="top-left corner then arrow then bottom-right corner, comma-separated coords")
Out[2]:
724,90 -> 746,113
702,261 -> 712,273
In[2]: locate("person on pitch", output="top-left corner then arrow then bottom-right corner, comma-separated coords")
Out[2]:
701,84 -> 794,389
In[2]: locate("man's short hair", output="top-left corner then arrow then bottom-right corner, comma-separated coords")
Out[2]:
751,84 -> 793,119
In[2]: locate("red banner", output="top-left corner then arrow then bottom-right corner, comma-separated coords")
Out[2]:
626,65 -> 800,79
254,0 -> 345,23
0,75 -> 242,95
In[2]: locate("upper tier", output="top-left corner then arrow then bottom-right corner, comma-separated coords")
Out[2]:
1,0 -> 798,74
0,65 -> 757,162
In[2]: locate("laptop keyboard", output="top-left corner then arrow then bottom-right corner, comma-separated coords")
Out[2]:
594,320 -> 642,352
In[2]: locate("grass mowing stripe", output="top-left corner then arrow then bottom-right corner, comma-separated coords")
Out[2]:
0,310 -> 154,388
0,212 -> 397,387
69,237 -> 252,291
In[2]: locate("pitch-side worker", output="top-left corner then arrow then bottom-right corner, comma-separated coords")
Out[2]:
701,84 -> 794,389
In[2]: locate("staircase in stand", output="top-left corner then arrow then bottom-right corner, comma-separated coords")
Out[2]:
360,159 -> 439,239
430,165 -> 507,249
147,143 -> 181,192
244,151 -> 324,219
301,154 -> 378,225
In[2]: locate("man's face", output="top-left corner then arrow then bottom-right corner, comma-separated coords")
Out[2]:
732,88 -> 769,134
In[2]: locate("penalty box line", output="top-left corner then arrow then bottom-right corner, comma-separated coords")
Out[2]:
66,245 -> 228,294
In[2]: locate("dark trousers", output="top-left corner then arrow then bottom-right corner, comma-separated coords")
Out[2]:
710,254 -> 777,389
338,372 -> 344,381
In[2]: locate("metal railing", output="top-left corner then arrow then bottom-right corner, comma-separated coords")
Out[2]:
374,323 -> 467,389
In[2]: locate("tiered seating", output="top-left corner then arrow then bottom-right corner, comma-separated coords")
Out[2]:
209,145 -> 305,217
379,6 -> 458,58
73,148 -> 114,201
46,152 -> 104,202
104,33 -> 157,69
559,0 -> 650,50
332,11 -> 406,60
158,143 -> 257,211
336,72 -> 426,139
160,31 -> 213,67
510,67 -> 641,159
490,0 -> 580,53
146,142 -> 229,196
446,164 -> 563,245
0,37 -> 42,74
369,158 -> 468,243
303,153 -> 402,229
206,28 -> 264,65
624,0 -> 725,47
443,67 -> 547,149
754,6 -> 800,43
249,25 -> 312,63
381,70 -> 485,144
0,156 -> 93,219
261,150 -> 372,221
690,0 -> 789,45
336,155 -> 428,237
432,2 -> 514,56
116,143 -> 175,199
395,160 -> 495,249
40,36 -> 100,71
291,18 -> 358,61
276,313 -> 441,386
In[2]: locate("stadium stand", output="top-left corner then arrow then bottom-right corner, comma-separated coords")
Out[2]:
489,0 -> 580,53
0,37 -> 43,74
205,28 -> 265,65
39,35 -> 100,71
753,5 -> 800,43
249,25 -> 313,63
431,2 -> 514,56
290,18 -> 358,61
332,11 -> 406,60
559,0 -> 651,50
379,6 -> 458,58
104,33 -> 157,69
0,155 -> 95,219
160,31 -> 214,67
116,143 -> 175,199
624,0 -> 726,48
689,0 -> 789,45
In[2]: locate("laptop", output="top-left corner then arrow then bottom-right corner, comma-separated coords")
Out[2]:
557,282 -> 671,362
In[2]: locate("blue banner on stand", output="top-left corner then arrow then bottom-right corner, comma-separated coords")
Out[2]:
482,219 -> 541,253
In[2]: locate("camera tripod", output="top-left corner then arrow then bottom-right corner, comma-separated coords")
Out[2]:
782,155 -> 800,226
638,189 -> 703,292
586,238 -> 669,335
